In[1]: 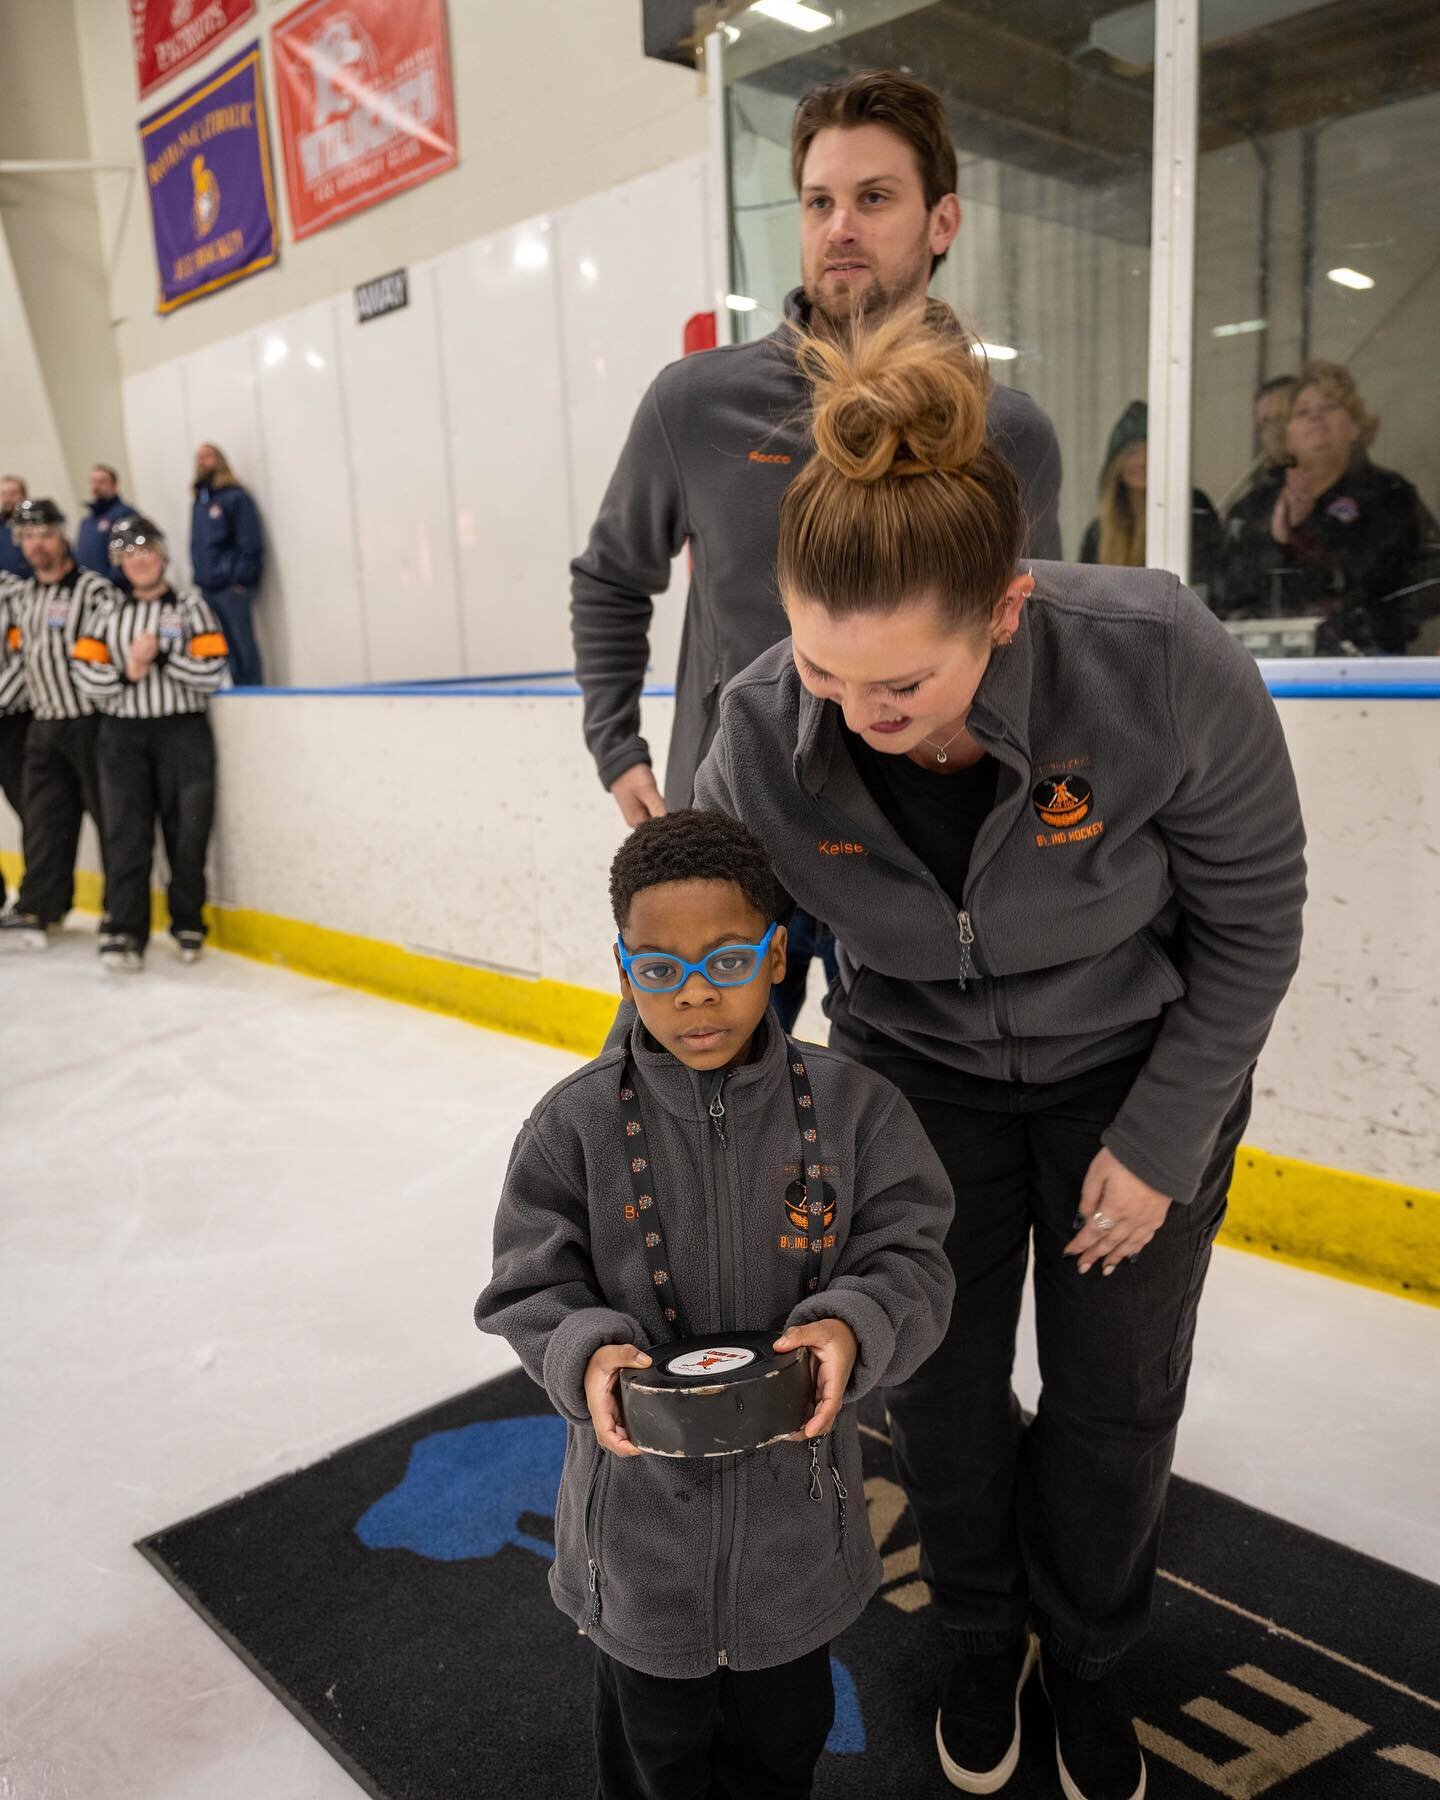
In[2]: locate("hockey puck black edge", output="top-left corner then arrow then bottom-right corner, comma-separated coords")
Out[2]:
618,1330 -> 815,1458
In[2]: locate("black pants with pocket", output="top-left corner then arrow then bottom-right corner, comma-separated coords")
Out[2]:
869,1047 -> 1252,1680
0,708 -> 30,907
593,1643 -> 834,1800
98,713 -> 216,947
16,715 -> 106,925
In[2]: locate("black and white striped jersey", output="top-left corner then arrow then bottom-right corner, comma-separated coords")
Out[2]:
0,567 -> 119,720
0,573 -> 26,715
71,587 -> 229,718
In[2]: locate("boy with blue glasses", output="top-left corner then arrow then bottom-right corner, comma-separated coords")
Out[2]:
477,808 -> 954,1800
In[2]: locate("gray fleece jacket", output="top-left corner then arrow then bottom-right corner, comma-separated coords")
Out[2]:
475,1017 -> 954,1678
570,289 -> 1063,808
692,567 -> 1307,1206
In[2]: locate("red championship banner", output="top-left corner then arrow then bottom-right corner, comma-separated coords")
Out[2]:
131,0 -> 256,100
271,0 -> 458,242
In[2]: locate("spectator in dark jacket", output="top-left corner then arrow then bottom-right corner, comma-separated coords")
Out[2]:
75,466 -> 133,589
0,475 -> 33,582
190,442 -> 265,685
1078,401 -> 1224,598
1220,361 -> 1436,654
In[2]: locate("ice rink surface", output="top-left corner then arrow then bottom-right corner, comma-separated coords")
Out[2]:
4,928 -> 1438,1797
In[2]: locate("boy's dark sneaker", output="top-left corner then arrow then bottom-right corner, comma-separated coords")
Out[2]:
0,910 -> 48,950
1040,1650 -> 1146,1800
936,1632 -> 1037,1792
99,934 -> 145,974
173,930 -> 204,965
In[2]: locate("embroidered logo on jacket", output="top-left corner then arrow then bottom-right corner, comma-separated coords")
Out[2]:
818,839 -> 868,857
748,450 -> 792,465
1032,775 -> 1093,829
779,1162 -> 838,1251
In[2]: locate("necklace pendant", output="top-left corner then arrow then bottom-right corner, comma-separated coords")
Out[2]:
935,748 -> 947,763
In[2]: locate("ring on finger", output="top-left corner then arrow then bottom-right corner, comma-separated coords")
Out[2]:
1093,1211 -> 1117,1232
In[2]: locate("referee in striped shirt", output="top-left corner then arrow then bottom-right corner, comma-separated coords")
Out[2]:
0,499 -> 117,947
71,513 -> 228,972
0,570 -> 31,913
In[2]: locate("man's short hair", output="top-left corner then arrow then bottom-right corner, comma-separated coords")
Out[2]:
92,464 -> 119,481
1255,374 -> 1297,401
610,810 -> 778,931
1,475 -> 27,497
791,70 -> 959,273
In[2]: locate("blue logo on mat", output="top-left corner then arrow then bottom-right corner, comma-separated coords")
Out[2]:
355,1413 -> 864,1755
355,1415 -> 566,1562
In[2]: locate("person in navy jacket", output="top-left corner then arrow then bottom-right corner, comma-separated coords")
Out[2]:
189,442 -> 265,685
75,466 -> 133,589
1,475 -> 34,582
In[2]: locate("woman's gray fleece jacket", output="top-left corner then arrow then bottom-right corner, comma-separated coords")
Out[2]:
692,567 -> 1308,1206
475,1018 -> 955,1678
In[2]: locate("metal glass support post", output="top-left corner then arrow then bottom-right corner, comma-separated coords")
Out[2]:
704,28 -> 735,346
1145,0 -> 1200,581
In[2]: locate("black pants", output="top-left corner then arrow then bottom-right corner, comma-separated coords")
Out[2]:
16,715 -> 107,925
772,911 -> 840,1034
593,1644 -> 833,1800
97,713 -> 216,947
204,587 -> 261,686
876,1050 -> 1251,1679
0,708 -> 30,907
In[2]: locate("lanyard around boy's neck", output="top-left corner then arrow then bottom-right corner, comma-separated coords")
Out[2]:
618,1038 -> 825,1341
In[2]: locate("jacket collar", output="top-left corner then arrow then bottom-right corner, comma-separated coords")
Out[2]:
627,1009 -> 790,1122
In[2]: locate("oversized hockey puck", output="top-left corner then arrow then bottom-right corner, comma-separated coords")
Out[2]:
619,1331 -> 814,1458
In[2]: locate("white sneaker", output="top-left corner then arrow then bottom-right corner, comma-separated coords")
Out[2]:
173,930 -> 204,965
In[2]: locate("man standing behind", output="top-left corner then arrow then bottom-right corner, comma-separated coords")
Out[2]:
76,464 -> 134,587
191,442 -> 264,685
0,500 -> 116,946
0,475 -> 33,582
571,69 -> 1061,1027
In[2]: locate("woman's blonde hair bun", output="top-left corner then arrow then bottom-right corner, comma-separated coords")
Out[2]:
796,308 -> 990,484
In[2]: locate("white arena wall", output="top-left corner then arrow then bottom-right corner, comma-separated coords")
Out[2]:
5,682 -> 1435,1209
118,152 -> 716,692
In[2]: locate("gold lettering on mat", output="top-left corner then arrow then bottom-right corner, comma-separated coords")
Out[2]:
863,1475 -> 929,1613
1379,1745 -> 1440,1783
1135,1665 -> 1369,1796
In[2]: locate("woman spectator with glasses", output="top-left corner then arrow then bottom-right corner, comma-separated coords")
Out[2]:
1220,360 -> 1436,653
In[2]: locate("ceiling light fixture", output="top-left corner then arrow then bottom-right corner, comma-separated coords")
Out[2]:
750,1 -> 833,33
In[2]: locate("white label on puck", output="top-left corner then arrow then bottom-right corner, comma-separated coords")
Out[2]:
666,1346 -> 757,1378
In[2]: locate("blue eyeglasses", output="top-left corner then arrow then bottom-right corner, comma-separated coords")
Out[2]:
617,921 -> 779,994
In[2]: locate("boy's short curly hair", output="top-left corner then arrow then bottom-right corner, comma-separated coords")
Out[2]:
610,810 -> 779,931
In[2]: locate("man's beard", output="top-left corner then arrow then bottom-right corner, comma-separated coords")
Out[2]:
803,238 -> 932,336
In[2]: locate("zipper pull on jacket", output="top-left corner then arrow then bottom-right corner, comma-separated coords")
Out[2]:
587,1557 -> 602,1626
957,911 -> 977,989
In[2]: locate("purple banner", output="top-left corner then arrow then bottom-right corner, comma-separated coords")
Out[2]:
139,42 -> 279,314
